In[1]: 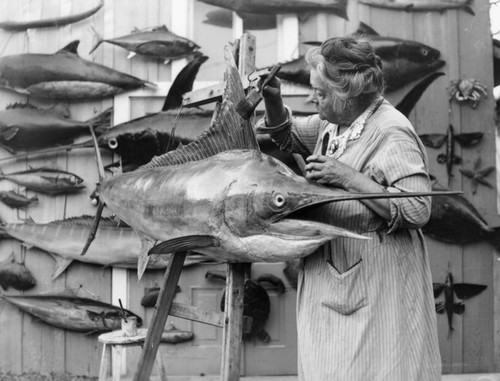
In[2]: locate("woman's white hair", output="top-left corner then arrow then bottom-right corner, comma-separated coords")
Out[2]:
305,35 -> 385,113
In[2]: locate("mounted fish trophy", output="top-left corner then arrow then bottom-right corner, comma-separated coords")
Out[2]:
83,45 -> 457,276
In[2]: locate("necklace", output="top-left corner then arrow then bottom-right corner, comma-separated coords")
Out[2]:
322,97 -> 383,159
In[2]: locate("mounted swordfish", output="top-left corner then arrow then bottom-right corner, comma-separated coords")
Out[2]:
85,45 -> 457,279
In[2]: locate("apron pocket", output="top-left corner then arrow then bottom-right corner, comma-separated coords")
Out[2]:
321,259 -> 367,315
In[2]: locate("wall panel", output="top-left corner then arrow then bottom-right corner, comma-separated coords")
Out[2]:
0,0 -> 497,378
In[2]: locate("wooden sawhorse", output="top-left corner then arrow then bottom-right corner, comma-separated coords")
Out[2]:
133,253 -> 250,381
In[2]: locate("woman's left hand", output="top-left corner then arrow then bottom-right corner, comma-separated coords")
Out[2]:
305,154 -> 358,188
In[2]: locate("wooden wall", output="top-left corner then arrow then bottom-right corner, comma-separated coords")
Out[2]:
0,0 -> 497,378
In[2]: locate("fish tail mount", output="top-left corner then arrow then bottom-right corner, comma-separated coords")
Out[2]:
88,25 -> 105,55
162,54 -> 210,111
140,45 -> 259,170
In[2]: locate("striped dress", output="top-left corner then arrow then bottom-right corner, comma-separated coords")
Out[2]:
256,99 -> 441,381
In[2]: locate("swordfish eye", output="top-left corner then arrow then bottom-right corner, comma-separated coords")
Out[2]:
108,138 -> 118,149
420,47 -> 429,57
272,193 -> 286,208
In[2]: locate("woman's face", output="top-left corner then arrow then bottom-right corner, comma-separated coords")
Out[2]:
309,69 -> 337,123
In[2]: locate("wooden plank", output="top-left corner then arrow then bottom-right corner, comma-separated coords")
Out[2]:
171,0 -> 190,79
220,262 -> 247,381
21,1 -> 67,376
183,82 -> 225,107
169,302 -> 224,327
133,251 -> 187,381
238,32 -> 256,78
0,8 -> 29,365
457,0 -> 496,372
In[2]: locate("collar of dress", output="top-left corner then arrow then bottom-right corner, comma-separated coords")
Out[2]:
323,97 -> 384,159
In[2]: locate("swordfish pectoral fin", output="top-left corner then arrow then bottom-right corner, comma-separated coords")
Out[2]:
137,237 -> 156,281
148,235 -> 220,255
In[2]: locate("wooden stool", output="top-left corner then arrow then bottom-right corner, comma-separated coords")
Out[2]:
98,328 -> 167,381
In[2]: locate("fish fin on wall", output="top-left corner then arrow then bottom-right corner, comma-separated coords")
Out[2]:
0,142 -> 15,154
356,22 -> 379,36
419,133 -> 447,149
453,302 -> 465,315
435,301 -> 445,313
453,283 -> 487,300
454,133 -> 484,147
395,72 -> 445,117
148,235 -> 219,255
56,40 -> 80,55
141,45 -> 259,170
162,54 -> 209,111
23,216 -> 35,223
464,0 -> 475,16
51,256 -> 74,280
433,283 -> 445,298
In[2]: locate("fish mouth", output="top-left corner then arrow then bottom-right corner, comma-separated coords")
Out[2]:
428,59 -> 446,70
267,219 -> 369,241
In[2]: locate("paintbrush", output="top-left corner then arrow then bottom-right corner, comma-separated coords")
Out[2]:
235,64 -> 281,120
118,298 -> 127,322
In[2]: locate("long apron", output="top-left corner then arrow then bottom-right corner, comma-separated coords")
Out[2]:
294,102 -> 441,380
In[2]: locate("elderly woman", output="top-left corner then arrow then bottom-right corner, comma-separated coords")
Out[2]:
256,35 -> 441,380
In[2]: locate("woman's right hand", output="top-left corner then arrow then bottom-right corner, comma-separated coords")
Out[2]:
259,75 -> 282,100
257,73 -> 287,126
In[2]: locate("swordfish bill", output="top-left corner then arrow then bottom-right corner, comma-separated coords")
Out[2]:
92,45 -> 456,279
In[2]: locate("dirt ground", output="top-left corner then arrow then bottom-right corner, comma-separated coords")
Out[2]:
0,373 -> 97,381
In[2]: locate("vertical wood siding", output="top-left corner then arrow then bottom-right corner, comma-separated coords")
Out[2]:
0,0 -> 497,378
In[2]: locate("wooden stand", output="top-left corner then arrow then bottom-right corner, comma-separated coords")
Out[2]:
132,34 -> 257,381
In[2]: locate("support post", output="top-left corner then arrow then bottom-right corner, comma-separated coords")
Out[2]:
220,263 -> 247,380
133,252 -> 187,381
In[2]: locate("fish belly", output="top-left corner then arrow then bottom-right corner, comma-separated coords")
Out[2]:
25,81 -> 126,99
100,164 -> 227,241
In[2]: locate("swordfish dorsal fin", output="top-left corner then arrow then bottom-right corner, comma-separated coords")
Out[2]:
56,40 -> 80,55
140,45 -> 259,170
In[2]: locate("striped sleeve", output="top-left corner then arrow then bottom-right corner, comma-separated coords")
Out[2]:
255,106 -> 324,156
368,126 -> 432,232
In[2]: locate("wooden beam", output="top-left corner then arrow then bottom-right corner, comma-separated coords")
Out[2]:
133,252 -> 187,381
238,33 -> 256,78
169,302 -> 224,328
182,83 -> 225,108
220,263 -> 247,381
